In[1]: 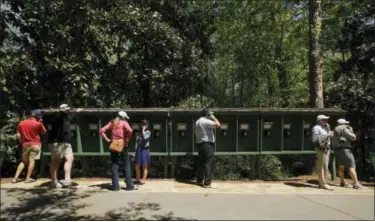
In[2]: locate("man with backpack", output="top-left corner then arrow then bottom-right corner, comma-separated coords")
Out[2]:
332,118 -> 363,189
312,114 -> 334,190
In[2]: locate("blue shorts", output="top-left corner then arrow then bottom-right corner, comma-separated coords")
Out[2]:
135,147 -> 150,165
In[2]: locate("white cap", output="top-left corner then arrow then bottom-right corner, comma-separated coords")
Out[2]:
59,104 -> 71,111
337,118 -> 350,125
316,114 -> 330,121
118,111 -> 130,119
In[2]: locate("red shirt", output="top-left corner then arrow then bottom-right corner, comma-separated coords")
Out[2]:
99,120 -> 133,142
17,117 -> 46,146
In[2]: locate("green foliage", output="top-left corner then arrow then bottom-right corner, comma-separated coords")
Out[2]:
175,95 -> 215,108
1,0 -> 216,113
327,1 -> 375,142
208,0 -> 309,107
0,113 -> 21,168
258,155 -> 286,181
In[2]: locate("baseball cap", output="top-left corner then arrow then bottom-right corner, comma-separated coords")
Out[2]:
31,109 -> 43,118
316,114 -> 330,121
59,104 -> 71,112
337,118 -> 350,125
118,111 -> 130,119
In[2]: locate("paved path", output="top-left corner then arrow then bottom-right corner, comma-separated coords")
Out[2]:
1,179 -> 374,220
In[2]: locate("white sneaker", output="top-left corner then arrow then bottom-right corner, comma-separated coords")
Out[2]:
59,179 -> 73,187
353,183 -> 364,189
319,184 -> 334,191
51,180 -> 63,188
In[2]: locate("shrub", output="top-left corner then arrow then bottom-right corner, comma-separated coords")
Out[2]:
0,113 -> 21,177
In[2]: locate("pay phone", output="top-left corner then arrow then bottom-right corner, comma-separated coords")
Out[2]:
220,123 -> 228,136
70,124 -> 76,138
153,123 -> 161,137
239,123 -> 249,137
177,123 -> 187,137
283,123 -> 291,138
132,123 -> 140,133
89,124 -> 98,137
263,122 -> 273,137
303,123 -> 311,137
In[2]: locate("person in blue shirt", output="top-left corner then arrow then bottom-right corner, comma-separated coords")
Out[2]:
134,120 -> 151,185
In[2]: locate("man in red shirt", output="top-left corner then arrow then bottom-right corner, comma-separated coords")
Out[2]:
12,110 -> 47,183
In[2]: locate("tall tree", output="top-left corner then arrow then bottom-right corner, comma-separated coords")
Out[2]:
308,0 -> 324,108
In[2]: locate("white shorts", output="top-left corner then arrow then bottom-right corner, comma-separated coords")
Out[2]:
48,143 -> 73,159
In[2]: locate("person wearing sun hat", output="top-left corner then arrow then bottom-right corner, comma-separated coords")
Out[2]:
99,110 -> 137,191
47,104 -> 83,188
312,114 -> 334,190
333,118 -> 363,189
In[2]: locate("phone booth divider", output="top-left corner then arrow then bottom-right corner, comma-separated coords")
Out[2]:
98,118 -> 104,154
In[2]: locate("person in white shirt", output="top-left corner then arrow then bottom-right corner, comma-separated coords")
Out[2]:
194,109 -> 220,188
312,114 -> 334,190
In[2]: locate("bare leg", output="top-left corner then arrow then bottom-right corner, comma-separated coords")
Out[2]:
142,165 -> 148,181
63,155 -> 74,181
26,159 -> 35,180
338,165 -> 345,184
14,162 -> 25,179
135,164 -> 141,181
50,157 -> 61,181
323,151 -> 330,182
348,168 -> 360,185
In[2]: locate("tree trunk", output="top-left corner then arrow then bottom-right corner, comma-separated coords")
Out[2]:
308,0 -> 324,108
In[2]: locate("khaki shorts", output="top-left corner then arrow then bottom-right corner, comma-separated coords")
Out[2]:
22,145 -> 41,163
48,143 -> 73,159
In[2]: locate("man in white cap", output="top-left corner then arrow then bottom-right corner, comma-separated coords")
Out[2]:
312,114 -> 334,190
47,104 -> 82,188
332,118 -> 363,189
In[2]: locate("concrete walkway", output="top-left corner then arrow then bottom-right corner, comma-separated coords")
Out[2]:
1,179 -> 374,220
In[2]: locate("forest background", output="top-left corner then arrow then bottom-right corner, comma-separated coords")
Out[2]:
1,0 -> 374,181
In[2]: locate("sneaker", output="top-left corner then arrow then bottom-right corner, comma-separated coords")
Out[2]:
24,178 -> 36,183
203,184 -> 217,189
50,180 -> 63,188
340,182 -> 353,188
59,179 -> 73,187
125,185 -> 139,191
11,178 -> 22,183
134,180 -> 145,185
353,183 -> 364,189
319,184 -> 334,191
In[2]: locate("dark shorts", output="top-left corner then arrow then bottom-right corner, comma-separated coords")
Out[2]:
335,148 -> 356,168
135,147 -> 150,165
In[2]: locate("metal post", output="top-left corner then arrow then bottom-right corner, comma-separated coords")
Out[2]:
331,152 -> 336,181
76,124 -> 83,154
99,118 -> 104,154
164,156 -> 168,178
171,156 -> 176,178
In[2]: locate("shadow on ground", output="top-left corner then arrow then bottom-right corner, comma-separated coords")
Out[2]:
0,188 -> 195,220
88,182 -> 114,191
284,179 -> 320,188
36,181 -> 80,188
175,179 -> 201,186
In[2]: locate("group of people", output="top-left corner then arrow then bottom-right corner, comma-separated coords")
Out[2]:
192,111 -> 364,190
12,104 -> 151,191
11,105 -> 363,191
313,114 -> 363,190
